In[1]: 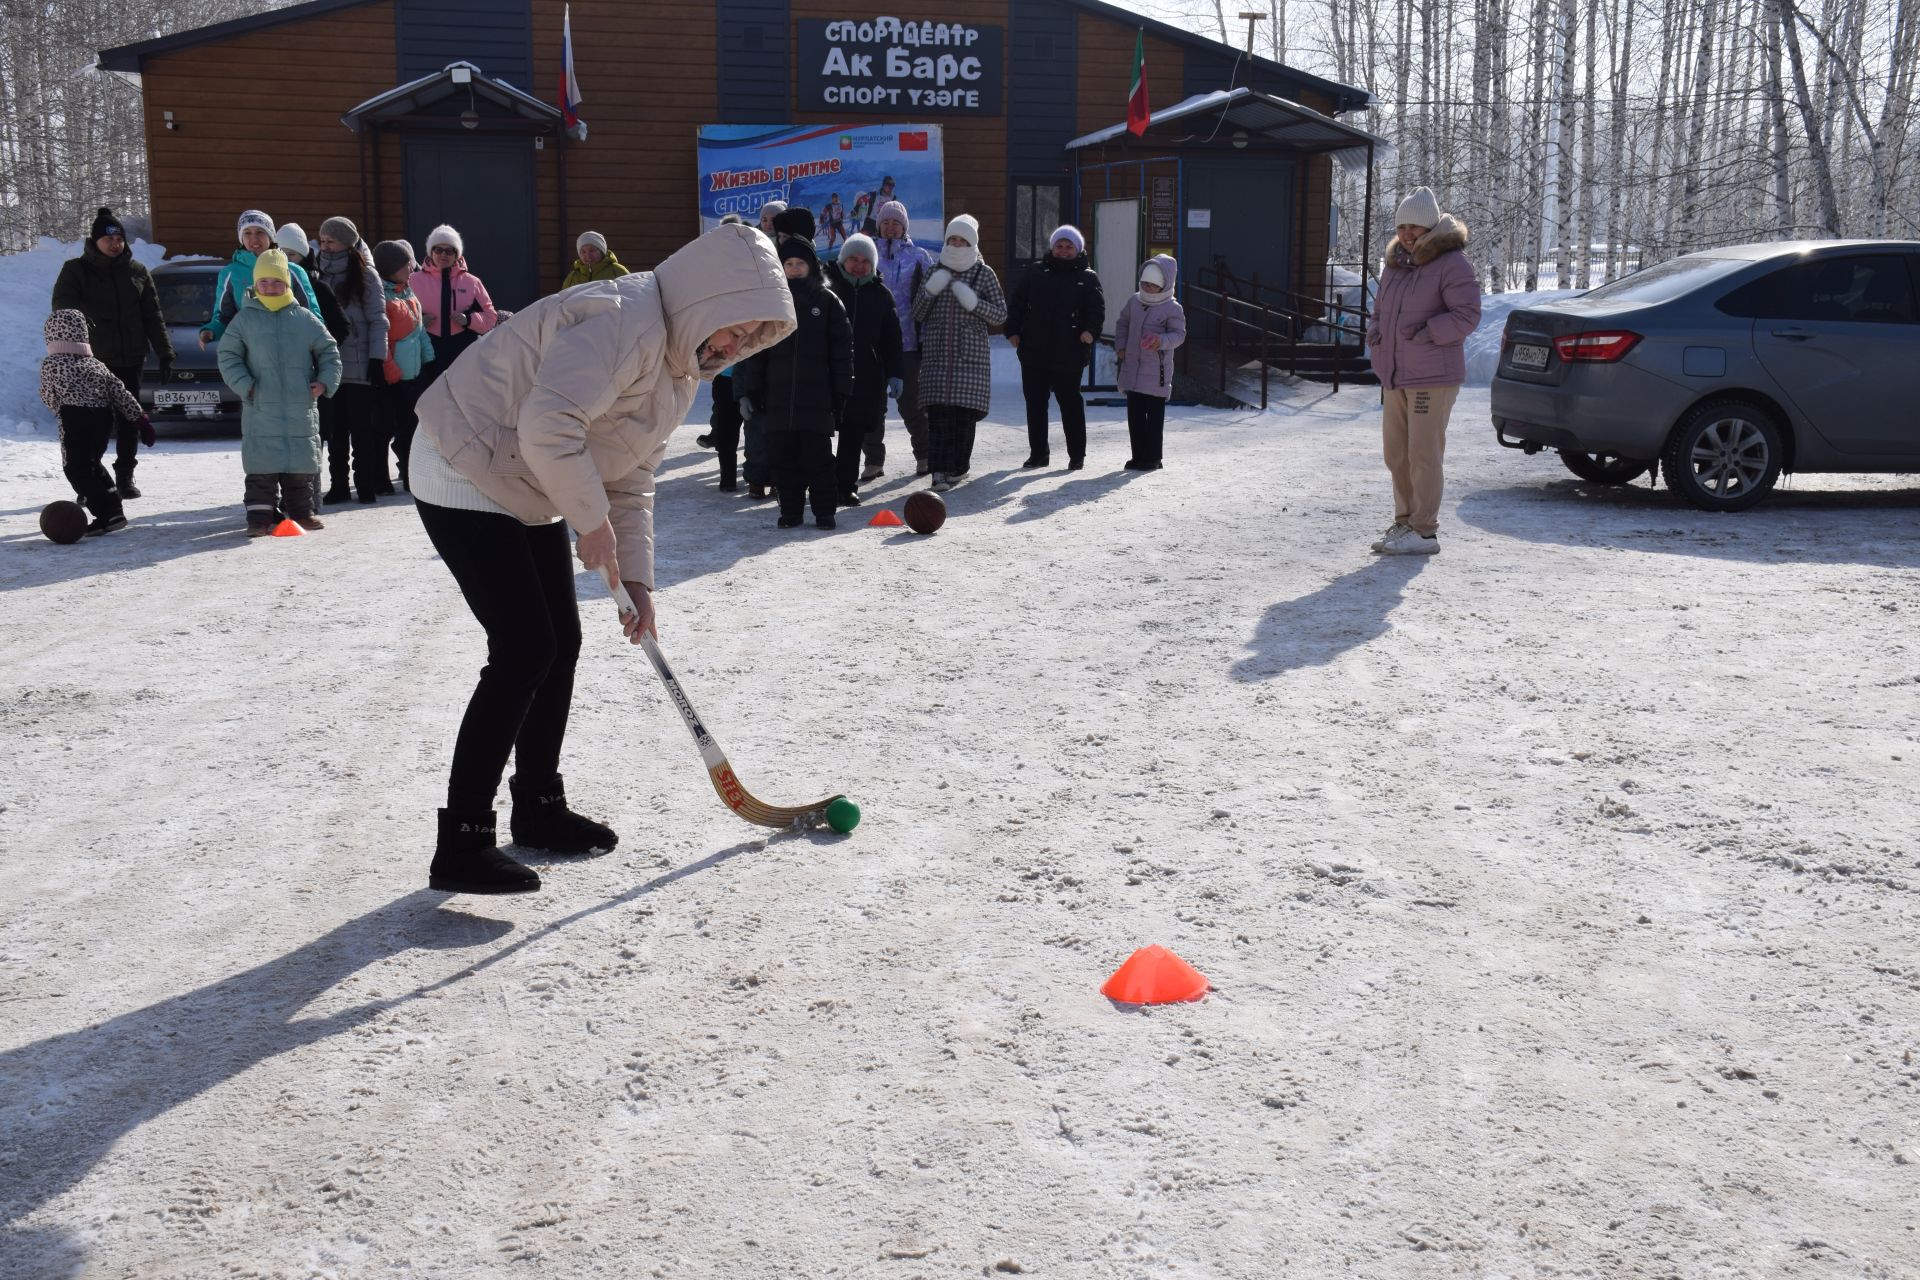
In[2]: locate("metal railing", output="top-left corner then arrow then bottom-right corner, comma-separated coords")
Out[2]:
1179,264 -> 1373,406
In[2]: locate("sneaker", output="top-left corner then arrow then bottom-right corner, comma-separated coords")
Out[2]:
915,460 -> 931,477
1369,521 -> 1410,553
840,491 -> 861,506
1376,526 -> 1440,556
748,484 -> 768,499
695,433 -> 715,448
929,475 -> 954,493
860,463 -> 884,482
84,514 -> 129,537
815,515 -> 837,530
295,514 -> 326,531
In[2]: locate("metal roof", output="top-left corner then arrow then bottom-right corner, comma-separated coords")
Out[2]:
96,0 -> 370,73
1068,87 -> 1392,164
340,62 -> 562,133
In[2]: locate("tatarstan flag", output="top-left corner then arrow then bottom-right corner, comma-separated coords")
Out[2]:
1126,28 -> 1149,136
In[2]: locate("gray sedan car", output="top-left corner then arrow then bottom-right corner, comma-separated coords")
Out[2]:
139,261 -> 243,430
1491,240 -> 1920,510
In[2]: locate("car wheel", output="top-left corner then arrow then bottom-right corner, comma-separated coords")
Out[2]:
1662,400 -> 1782,512
1558,449 -> 1651,485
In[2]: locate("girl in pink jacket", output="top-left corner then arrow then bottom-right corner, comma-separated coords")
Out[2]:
410,224 -> 499,389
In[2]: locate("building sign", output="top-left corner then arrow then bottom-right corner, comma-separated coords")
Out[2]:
698,123 -> 946,257
1187,208 -> 1212,229
1150,175 -> 1176,243
797,18 -> 1003,116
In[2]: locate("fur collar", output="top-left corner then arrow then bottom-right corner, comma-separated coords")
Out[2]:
1382,214 -> 1470,271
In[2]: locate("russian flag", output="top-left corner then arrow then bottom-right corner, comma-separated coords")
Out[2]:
559,4 -> 586,139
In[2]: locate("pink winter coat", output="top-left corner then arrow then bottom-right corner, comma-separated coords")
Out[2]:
1112,254 -> 1187,399
410,259 -> 500,339
1366,215 -> 1481,390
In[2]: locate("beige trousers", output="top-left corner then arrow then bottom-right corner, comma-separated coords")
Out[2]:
1381,384 -> 1460,536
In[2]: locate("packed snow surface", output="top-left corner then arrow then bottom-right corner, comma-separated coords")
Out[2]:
3,332 -> 1919,1277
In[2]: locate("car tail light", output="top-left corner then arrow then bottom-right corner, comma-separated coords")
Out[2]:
1552,330 -> 1642,363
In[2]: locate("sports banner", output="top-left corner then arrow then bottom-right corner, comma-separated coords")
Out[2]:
697,123 -> 945,258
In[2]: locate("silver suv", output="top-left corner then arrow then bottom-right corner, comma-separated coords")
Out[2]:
1491,241 -> 1920,510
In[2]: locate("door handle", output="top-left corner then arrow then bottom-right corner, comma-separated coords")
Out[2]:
1770,327 -> 1814,340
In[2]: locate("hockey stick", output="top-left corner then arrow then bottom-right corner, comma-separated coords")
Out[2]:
602,568 -> 843,829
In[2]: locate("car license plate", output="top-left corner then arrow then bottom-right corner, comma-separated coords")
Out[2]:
1510,342 -> 1550,371
156,388 -> 221,407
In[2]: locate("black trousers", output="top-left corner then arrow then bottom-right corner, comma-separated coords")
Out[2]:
417,502 -> 581,811
1126,392 -> 1168,466
1020,359 -> 1087,463
925,404 -> 977,476
58,407 -> 125,519
709,375 -> 742,489
383,375 -> 426,490
837,407 -> 883,495
107,365 -> 144,476
769,432 -> 838,521
326,379 -> 389,497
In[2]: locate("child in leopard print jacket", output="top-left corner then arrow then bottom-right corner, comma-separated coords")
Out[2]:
41,308 -> 152,535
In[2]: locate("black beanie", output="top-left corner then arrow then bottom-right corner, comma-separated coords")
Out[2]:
373,240 -> 414,279
771,206 -> 817,243
90,207 -> 126,241
777,234 -> 820,280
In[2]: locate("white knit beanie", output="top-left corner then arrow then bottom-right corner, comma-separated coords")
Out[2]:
236,209 -> 274,241
1392,187 -> 1441,230
759,200 -> 788,223
275,222 -> 310,258
944,214 -> 980,247
840,233 -> 878,265
1048,225 -> 1085,254
576,230 -> 608,255
426,224 -> 464,256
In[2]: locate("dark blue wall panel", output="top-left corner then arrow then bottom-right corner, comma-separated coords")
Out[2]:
717,0 -> 790,123
1008,0 -> 1077,177
398,0 -> 532,89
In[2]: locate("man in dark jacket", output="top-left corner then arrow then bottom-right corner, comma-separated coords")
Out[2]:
51,208 -> 175,498
1004,224 -> 1103,470
825,234 -> 903,505
733,235 -> 853,529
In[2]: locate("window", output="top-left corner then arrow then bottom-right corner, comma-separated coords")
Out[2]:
1012,182 -> 1064,263
1717,254 -> 1920,324
157,274 -> 216,326
1579,255 -> 1747,306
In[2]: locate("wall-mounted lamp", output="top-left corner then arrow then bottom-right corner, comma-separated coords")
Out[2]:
163,110 -> 176,131
1232,129 -> 1248,150
450,65 -> 472,85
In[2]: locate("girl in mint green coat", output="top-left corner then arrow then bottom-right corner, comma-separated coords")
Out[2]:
217,249 -> 342,533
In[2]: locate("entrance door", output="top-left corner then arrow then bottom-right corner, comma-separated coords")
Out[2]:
405,137 -> 539,311
1092,198 -> 1140,338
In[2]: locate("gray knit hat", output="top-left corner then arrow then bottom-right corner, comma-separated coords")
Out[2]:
319,216 -> 361,248
1392,187 -> 1441,230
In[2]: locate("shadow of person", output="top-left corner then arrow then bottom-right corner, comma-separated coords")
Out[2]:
1456,480 -> 1920,569
1231,557 -> 1428,680
0,503 -> 258,595
0,891 -> 511,1233
1003,467 -> 1144,525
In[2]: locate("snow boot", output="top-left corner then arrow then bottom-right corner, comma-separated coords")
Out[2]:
85,513 -> 129,537
860,463 -> 884,482
429,809 -> 541,894
115,470 -> 141,500
509,773 -> 618,855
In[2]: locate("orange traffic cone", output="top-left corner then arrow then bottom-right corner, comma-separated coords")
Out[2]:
868,508 -> 905,527
1101,945 -> 1208,1004
270,518 -> 304,537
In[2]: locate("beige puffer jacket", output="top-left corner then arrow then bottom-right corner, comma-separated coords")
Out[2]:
417,224 -> 796,587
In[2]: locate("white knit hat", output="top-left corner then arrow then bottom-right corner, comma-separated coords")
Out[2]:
425,224 -> 464,256
576,230 -> 608,254
1048,225 -> 1085,254
758,200 -> 788,223
840,233 -> 878,265
1393,187 -> 1441,230
275,222 -> 310,258
944,214 -> 980,247
236,209 -> 274,241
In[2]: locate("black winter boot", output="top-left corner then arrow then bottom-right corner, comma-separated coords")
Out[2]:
115,469 -> 141,500
429,809 -> 541,894
509,774 -> 618,854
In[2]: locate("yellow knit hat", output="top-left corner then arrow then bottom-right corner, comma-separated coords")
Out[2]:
253,248 -> 294,310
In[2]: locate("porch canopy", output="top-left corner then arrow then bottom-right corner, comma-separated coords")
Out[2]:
341,60 -> 563,135
1066,87 -> 1389,166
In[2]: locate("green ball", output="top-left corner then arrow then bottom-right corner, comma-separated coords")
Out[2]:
825,796 -> 861,834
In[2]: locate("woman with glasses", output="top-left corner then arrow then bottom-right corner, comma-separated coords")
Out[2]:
409,225 -> 499,390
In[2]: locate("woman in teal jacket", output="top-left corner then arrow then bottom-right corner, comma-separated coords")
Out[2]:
216,249 -> 342,533
199,210 -> 320,347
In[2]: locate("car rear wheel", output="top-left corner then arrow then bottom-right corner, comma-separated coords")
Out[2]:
1558,450 -> 1651,485
1662,400 -> 1782,512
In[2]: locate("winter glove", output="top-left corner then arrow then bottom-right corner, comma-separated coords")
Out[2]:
368,359 -> 387,385
737,396 -> 755,420
135,414 -> 155,448
886,376 -> 904,400
923,268 -> 952,296
950,280 -> 978,311
157,361 -> 172,385
383,357 -> 403,385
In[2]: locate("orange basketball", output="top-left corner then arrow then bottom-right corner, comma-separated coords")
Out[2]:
903,490 -> 946,535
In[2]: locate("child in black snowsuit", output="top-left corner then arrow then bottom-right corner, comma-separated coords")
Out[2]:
825,234 -> 904,505
733,235 -> 853,529
40,309 -> 152,536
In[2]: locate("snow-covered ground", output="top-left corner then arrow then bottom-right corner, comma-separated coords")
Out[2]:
5,319 -> 1920,1278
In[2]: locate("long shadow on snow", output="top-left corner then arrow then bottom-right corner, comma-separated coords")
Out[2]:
0,840 -> 762,1248
1456,480 -> 1920,569
0,503 -> 265,594
1231,557 -> 1428,680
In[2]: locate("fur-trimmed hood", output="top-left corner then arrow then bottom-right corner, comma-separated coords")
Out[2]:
1383,214 -> 1470,271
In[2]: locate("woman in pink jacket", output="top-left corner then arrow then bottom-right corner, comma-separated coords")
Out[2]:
1365,187 -> 1481,556
410,224 -> 499,390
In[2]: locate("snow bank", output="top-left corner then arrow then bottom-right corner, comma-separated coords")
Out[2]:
1463,288 -> 1579,386
0,237 -> 170,437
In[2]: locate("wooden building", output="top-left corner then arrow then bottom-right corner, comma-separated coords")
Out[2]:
97,0 -> 1373,314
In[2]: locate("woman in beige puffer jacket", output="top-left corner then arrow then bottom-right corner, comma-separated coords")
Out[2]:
411,222 -> 796,896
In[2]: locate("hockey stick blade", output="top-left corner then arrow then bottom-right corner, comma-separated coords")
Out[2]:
603,569 -> 843,829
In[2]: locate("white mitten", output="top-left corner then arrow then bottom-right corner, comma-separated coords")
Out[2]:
950,280 -> 978,311
923,268 -> 952,296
